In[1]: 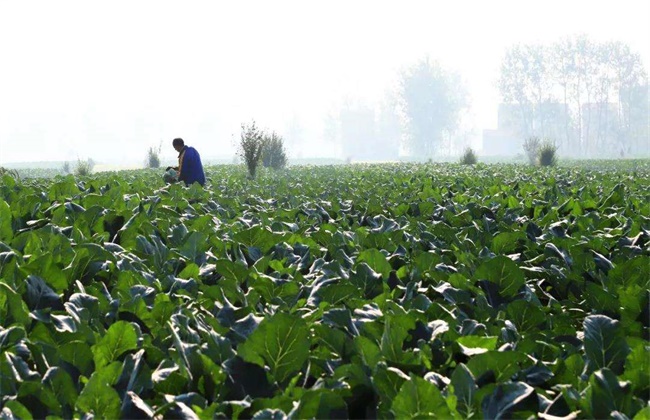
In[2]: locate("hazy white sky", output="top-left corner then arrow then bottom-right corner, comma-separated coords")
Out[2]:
0,0 -> 648,164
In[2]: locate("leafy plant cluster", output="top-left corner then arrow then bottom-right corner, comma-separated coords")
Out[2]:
0,162 -> 648,418
524,137 -> 558,167
238,121 -> 288,178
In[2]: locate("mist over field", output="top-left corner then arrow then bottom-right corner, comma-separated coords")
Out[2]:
0,0 -> 648,167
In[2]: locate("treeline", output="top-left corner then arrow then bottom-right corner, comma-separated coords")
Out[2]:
499,34 -> 648,157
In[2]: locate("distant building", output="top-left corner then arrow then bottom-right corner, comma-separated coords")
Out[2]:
483,102 -> 570,156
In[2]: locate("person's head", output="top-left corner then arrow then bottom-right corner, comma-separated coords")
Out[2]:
172,138 -> 185,152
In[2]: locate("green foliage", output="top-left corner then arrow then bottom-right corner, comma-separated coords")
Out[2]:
460,147 -> 478,165
74,158 -> 94,176
146,143 -> 162,168
261,132 -> 288,170
539,141 -> 558,166
0,161 -> 648,418
0,167 -> 20,181
238,121 -> 265,178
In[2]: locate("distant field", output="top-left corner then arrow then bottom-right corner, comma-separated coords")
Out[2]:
0,161 -> 648,418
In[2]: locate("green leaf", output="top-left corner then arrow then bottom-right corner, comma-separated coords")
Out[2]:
391,375 -> 455,419
475,256 -> 525,298
450,363 -> 477,418
586,368 -> 633,419
293,389 -> 348,419
622,338 -> 650,398
239,312 -> 309,383
43,366 -> 78,407
482,382 -> 538,420
491,231 -> 526,254
76,372 -> 121,419
506,299 -> 545,333
92,321 -> 139,369
59,342 -> 94,376
3,400 -> 33,420
357,249 -> 392,278
348,262 -> 384,299
380,313 -> 416,363
0,283 -> 30,327
583,315 -> 629,375
372,362 -> 410,407
466,351 -> 529,382
355,335 -> 382,367
0,200 -> 13,241
456,336 -> 498,355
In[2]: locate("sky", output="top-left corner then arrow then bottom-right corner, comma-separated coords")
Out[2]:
0,0 -> 649,164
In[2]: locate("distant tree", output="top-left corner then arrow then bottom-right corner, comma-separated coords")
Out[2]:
460,147 -> 478,165
498,44 -> 554,140
74,158 -> 94,176
62,161 -> 70,174
261,132 -> 288,170
399,57 -> 468,158
145,143 -> 162,168
499,35 -> 648,157
238,121 -> 265,179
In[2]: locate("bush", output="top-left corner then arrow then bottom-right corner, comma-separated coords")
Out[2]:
62,161 -> 70,174
74,158 -> 94,176
238,121 -> 265,179
261,132 -> 288,170
146,143 -> 162,168
460,147 -> 478,165
523,137 -> 541,165
539,141 -> 558,166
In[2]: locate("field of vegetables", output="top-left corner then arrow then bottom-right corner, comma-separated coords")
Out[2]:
0,162 -> 648,419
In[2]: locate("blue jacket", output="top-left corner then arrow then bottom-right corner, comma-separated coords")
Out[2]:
178,146 -> 205,186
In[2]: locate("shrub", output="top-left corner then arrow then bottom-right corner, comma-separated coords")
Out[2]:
539,141 -> 558,166
146,143 -> 162,168
261,132 -> 288,170
62,161 -> 71,174
74,158 -> 94,176
523,137 -> 541,165
238,121 -> 265,179
460,147 -> 478,165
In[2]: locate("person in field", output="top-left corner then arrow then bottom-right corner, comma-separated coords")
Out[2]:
166,138 -> 206,186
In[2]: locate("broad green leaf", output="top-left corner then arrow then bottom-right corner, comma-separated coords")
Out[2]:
0,200 -> 13,241
456,336 -> 498,355
482,382 -> 538,420
43,366 -> 78,407
348,262 -> 384,298
450,363 -> 477,418
293,389 -> 348,419
372,362 -> 409,407
357,248 -> 392,278
92,321 -> 139,369
466,351 -> 529,382
0,283 -> 30,326
585,368 -> 634,419
475,256 -> 525,298
76,372 -> 121,419
239,312 -> 309,383
491,231 -> 526,254
391,375 -> 455,419
380,313 -> 416,363
583,315 -> 629,375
